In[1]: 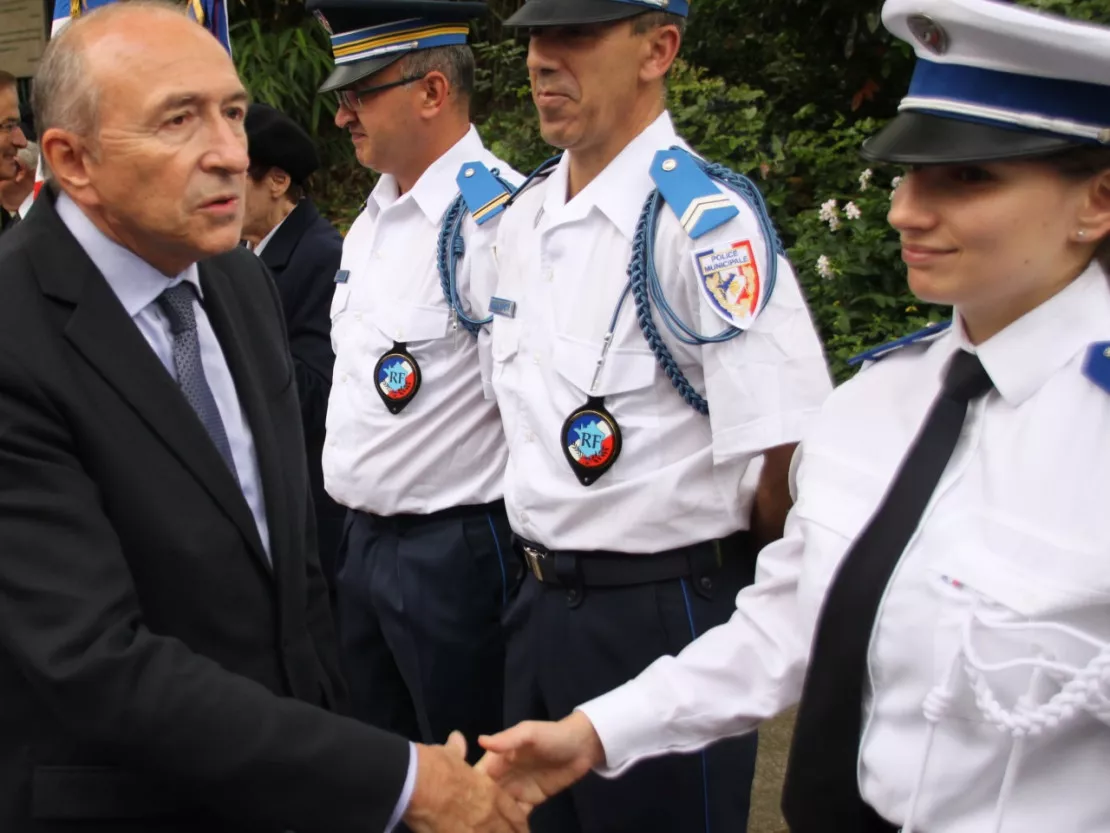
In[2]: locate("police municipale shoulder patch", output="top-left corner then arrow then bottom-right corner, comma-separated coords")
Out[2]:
693,240 -> 763,329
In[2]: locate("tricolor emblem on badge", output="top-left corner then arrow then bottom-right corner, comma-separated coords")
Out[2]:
693,240 -> 763,329
373,343 -> 422,414
561,399 -> 623,486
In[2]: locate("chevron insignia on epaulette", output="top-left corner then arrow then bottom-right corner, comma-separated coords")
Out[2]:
1083,342 -> 1110,394
456,161 -> 512,226
847,320 -> 953,367
650,148 -> 739,240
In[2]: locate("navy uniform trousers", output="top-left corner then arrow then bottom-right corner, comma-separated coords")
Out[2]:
335,501 -> 521,759
504,533 -> 759,833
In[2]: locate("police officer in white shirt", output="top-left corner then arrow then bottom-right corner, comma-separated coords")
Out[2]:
479,1 -> 1110,831
480,0 -> 832,830
308,0 -> 524,757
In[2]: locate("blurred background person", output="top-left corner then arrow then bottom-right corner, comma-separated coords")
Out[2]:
0,70 -> 29,234
243,102 -> 346,597
0,141 -> 39,223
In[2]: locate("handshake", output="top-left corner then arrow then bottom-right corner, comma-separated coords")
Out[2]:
401,712 -> 603,833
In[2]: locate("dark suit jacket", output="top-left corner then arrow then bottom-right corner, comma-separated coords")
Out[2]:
257,199 -> 345,586
0,191 -> 409,833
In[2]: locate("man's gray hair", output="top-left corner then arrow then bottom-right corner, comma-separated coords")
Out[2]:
15,141 -> 39,174
398,44 -> 476,102
32,0 -> 187,151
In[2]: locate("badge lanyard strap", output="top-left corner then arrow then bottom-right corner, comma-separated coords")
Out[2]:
589,281 -> 634,396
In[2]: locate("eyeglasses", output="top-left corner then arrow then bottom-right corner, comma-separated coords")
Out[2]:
335,73 -> 430,111
0,118 -> 24,135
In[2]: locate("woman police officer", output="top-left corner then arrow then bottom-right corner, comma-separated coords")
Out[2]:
477,0 -> 1110,830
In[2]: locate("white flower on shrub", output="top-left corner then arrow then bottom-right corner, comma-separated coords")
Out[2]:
819,198 -> 840,231
890,176 -> 904,199
859,169 -> 873,191
816,255 -> 834,279
844,201 -> 862,221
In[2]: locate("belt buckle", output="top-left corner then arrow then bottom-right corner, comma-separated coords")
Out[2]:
523,546 -> 546,581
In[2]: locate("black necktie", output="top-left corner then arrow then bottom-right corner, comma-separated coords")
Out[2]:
781,350 -> 993,833
157,283 -> 239,476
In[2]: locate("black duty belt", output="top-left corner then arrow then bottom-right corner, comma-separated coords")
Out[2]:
511,531 -> 750,590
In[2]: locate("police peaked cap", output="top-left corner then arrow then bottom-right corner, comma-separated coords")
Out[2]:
309,0 -> 488,93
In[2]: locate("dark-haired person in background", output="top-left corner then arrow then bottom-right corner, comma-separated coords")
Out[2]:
244,102 -> 346,594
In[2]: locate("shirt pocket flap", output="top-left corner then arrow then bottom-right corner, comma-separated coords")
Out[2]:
552,333 -> 657,397
370,303 -> 449,344
927,515 -> 1110,618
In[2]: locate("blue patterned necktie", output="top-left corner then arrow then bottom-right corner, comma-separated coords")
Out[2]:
157,282 -> 239,476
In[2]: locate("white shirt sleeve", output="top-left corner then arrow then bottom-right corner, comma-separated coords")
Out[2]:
577,444 -> 821,776
671,197 -> 832,463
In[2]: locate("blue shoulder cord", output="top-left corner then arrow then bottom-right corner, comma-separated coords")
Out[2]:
436,156 -> 561,337
628,150 -> 786,415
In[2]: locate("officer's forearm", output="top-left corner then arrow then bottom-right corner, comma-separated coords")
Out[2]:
750,443 -> 797,548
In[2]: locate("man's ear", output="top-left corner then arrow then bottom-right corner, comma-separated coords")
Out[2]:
639,23 -> 681,84
41,127 -> 97,204
417,71 -> 452,120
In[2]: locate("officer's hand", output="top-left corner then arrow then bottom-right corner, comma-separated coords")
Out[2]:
402,731 -> 530,833
476,711 -> 605,806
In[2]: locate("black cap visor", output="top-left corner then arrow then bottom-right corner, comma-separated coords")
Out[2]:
318,53 -> 407,94
505,0 -> 652,28
862,111 -> 1083,165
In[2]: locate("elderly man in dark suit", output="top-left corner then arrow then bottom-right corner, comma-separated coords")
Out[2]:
243,103 -> 345,593
0,3 -> 526,832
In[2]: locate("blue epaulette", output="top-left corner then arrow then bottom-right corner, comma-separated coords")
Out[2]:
455,161 -> 512,226
1083,342 -> 1110,394
650,148 -> 739,240
847,320 -> 953,367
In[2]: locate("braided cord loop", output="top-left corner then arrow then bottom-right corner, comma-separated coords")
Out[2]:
436,167 -> 522,337
628,150 -> 786,416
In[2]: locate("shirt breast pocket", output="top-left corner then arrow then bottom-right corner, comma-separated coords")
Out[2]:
369,302 -> 450,346
551,334 -> 660,476
927,517 -> 1110,725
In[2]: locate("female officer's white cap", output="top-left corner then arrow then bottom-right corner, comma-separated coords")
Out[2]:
862,0 -> 1110,164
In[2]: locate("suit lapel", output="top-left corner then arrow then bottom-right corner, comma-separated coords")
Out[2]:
258,200 -> 316,274
200,260 -> 290,581
30,192 -> 272,575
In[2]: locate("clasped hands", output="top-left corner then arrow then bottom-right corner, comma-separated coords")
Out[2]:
401,712 -> 603,833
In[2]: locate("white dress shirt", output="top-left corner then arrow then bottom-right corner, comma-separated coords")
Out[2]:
489,112 -> 832,552
324,126 -> 522,516
581,262 -> 1110,832
56,194 -> 271,560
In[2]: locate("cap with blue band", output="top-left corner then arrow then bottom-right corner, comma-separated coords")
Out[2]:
309,0 -> 487,94
504,0 -> 688,29
863,0 -> 1110,164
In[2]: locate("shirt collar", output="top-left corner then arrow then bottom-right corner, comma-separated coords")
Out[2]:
542,111 -> 687,240
56,193 -> 201,318
253,208 -> 291,257
950,261 -> 1110,406
365,125 -> 486,224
